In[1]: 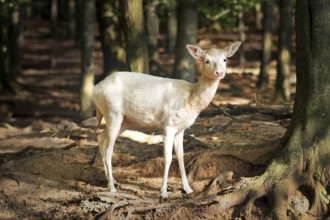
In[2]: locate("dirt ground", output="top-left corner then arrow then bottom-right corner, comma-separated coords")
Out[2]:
0,21 -> 296,219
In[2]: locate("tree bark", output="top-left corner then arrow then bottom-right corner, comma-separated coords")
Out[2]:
291,2 -> 330,216
257,0 -> 275,88
274,0 -> 292,101
0,1 -> 22,92
75,0 -> 83,48
51,0 -> 58,38
80,0 -> 96,118
167,7 -> 177,53
68,0 -> 76,38
8,1 -> 24,77
238,11 -> 246,68
96,0 -> 127,81
172,0 -> 198,82
120,0 -> 149,73
254,3 -> 262,30
0,2 -> 11,91
145,0 -> 161,75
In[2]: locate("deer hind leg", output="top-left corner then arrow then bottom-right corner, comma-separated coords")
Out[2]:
99,113 -> 123,192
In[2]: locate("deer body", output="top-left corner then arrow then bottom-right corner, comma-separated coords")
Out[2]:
92,42 -> 241,201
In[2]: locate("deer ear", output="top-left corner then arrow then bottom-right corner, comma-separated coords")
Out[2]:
186,45 -> 205,60
224,41 -> 241,58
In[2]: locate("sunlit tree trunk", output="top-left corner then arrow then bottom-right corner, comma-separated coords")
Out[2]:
172,0 -> 198,82
238,11 -> 246,68
255,2 -> 262,30
257,0 -> 274,88
274,0 -> 292,101
120,0 -> 149,73
80,0 -> 96,118
167,7 -> 177,53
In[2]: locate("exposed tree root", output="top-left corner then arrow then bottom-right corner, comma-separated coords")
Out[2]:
96,139 -> 330,220
98,165 -> 330,219
307,175 -> 330,218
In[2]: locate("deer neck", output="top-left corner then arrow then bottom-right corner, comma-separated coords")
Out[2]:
189,74 -> 220,113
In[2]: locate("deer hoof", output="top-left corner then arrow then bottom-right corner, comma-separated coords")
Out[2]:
159,196 -> 168,203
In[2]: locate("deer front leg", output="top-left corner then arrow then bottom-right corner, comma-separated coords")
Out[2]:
174,130 -> 193,195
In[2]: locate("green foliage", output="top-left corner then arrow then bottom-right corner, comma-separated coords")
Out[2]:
154,0 -> 177,18
198,0 -> 260,28
145,0 -> 260,29
0,0 -> 31,7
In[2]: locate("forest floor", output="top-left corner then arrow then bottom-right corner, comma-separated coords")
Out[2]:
0,21 -> 296,219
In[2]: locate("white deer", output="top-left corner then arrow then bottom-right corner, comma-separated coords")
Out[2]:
92,41 -> 241,201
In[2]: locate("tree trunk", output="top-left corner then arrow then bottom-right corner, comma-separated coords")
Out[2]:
80,0 -> 96,118
0,2 -> 10,91
120,0 -> 149,73
0,1 -> 22,92
167,7 -> 177,53
213,0 -> 330,219
274,0 -> 292,101
257,0 -> 275,88
145,0 -> 161,75
172,0 -> 198,82
238,11 -> 246,68
8,1 -> 24,77
75,0 -> 83,48
255,3 -> 263,30
68,0 -> 76,38
51,0 -> 58,38
96,0 -> 127,81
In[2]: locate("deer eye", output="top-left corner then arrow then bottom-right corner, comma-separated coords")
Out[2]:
205,60 -> 210,64
223,59 -> 227,62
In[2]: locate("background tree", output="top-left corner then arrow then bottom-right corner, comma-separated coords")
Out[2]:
96,0 -> 127,81
238,11 -> 246,68
8,0 -> 24,78
145,0 -> 160,75
0,0 -> 25,92
80,0 -> 96,117
274,0 -> 292,101
172,0 -> 198,82
164,1 -> 177,53
67,0 -> 76,38
257,0 -> 275,88
254,2 -> 263,30
120,0 -> 149,73
50,0 -> 57,38
0,1 -> 11,91
75,0 -> 83,48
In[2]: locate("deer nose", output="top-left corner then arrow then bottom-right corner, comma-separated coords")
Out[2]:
216,71 -> 225,78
